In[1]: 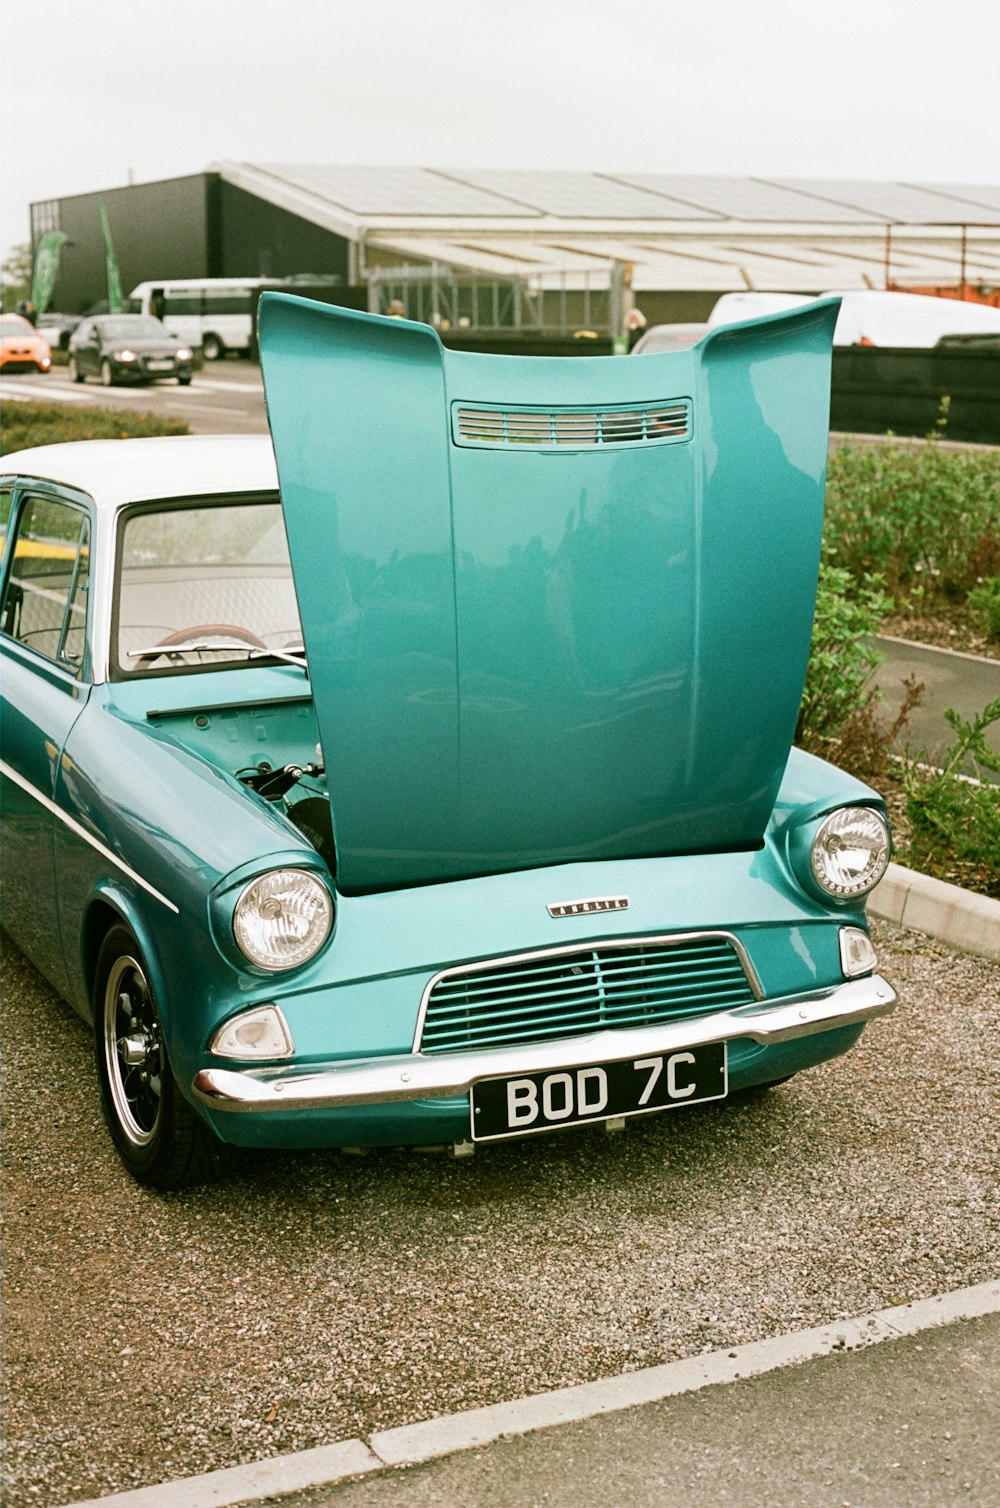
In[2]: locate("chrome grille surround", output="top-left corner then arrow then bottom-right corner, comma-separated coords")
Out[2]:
414,931 -> 762,1056
452,399 -> 691,450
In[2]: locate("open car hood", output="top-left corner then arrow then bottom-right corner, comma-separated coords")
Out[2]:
259,295 -> 839,893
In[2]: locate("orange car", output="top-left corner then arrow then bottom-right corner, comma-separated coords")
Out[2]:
0,314 -> 52,373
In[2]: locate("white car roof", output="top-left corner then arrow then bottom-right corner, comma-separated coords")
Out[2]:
0,434 -> 278,509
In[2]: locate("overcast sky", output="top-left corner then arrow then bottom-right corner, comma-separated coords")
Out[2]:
3,0 -> 998,265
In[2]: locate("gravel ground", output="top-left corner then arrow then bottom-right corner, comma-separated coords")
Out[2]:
1,919 -> 998,1508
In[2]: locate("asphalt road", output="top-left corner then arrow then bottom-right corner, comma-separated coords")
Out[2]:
873,635 -> 1000,773
0,357 -> 269,436
267,1311 -> 1000,1508
1,918 -> 997,1507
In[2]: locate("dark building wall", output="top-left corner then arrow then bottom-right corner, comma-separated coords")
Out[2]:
218,184 -> 351,281
35,174 -> 352,313
632,290 -> 727,325
38,176 -> 214,313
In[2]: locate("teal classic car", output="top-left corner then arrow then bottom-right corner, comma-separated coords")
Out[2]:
0,294 -> 894,1188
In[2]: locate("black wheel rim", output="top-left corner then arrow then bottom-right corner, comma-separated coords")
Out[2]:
103,954 -> 164,1147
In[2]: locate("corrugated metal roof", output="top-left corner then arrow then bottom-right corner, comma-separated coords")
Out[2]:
214,163 -> 1000,293
438,169 -> 706,219
921,182 -> 1000,217
770,178 -> 1000,224
223,163 -> 1000,227
244,163 -> 541,217
607,174 -> 868,222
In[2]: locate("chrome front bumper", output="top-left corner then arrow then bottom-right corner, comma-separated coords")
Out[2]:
192,974 -> 896,1114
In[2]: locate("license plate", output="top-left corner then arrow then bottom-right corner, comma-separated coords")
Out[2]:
470,1041 -> 727,1141
147,359 -> 173,371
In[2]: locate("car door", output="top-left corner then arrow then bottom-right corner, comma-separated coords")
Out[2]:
0,485 -> 93,999
81,320 -> 104,377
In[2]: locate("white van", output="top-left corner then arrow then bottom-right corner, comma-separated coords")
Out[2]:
708,290 -> 1000,348
129,278 -> 268,360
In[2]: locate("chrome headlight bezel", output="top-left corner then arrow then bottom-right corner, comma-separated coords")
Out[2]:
809,806 -> 891,900
232,868 -> 333,971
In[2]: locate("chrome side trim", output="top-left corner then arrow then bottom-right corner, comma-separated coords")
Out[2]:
193,973 -> 896,1114
0,757 -> 179,914
410,930 -> 765,1053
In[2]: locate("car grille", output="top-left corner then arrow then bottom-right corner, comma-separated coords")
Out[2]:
452,400 -> 691,449
417,934 -> 755,1055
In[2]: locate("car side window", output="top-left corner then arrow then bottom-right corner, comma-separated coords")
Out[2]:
0,490 -> 11,569
0,495 -> 91,671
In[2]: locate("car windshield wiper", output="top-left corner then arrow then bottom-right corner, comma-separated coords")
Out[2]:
127,641 -> 309,673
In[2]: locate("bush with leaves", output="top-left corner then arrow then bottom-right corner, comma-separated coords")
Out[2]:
824,426 -> 1000,605
797,563 -> 892,746
902,699 -> 1000,889
967,575 -> 1000,644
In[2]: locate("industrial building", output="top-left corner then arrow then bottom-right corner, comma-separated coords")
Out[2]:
32,163 -> 1000,336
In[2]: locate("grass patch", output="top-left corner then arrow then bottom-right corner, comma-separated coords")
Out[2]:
1,400 -> 188,454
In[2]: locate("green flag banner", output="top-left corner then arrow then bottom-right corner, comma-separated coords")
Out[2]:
99,203 -> 125,313
31,230 -> 69,315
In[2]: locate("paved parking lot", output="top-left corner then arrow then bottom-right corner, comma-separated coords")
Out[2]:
2,917 -> 998,1507
0,359 -> 268,435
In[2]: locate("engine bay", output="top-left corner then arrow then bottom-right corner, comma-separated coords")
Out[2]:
145,692 -> 336,871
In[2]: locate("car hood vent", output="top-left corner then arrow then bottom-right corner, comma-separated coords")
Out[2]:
453,401 -> 690,449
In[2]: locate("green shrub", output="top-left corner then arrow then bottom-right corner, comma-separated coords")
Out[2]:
797,563 -> 892,747
824,432 -> 1000,605
1,401 -> 188,454
902,699 -> 1000,885
967,575 -> 1000,644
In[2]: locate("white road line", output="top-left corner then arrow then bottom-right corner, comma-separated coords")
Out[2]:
0,380 -> 94,404
55,1278 -> 1000,1508
184,377 -> 263,393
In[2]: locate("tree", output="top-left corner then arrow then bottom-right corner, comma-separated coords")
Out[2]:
2,243 -> 33,312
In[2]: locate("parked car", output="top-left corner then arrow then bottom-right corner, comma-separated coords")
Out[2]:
0,295 -> 896,1189
68,314 -> 194,386
709,289 -> 1000,347
0,313 -> 52,373
630,322 -> 709,354
36,310 -> 83,351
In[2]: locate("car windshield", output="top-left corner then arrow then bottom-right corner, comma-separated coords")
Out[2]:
115,498 -> 303,676
0,316 -> 33,334
101,318 -> 169,339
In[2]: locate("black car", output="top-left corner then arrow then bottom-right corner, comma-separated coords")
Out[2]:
68,315 -> 194,386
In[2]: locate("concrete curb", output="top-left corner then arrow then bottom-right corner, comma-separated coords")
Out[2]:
869,861 -> 1000,962
57,1281 -> 1000,1508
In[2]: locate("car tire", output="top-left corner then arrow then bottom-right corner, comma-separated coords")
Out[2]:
178,375 -> 192,386
68,356 -> 84,384
100,359 -> 114,387
93,924 -> 238,1189
201,333 -> 224,361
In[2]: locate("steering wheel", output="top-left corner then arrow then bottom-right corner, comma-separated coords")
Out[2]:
133,623 -> 268,667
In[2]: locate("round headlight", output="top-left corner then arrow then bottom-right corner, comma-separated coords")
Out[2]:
233,869 -> 332,970
810,807 -> 890,899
